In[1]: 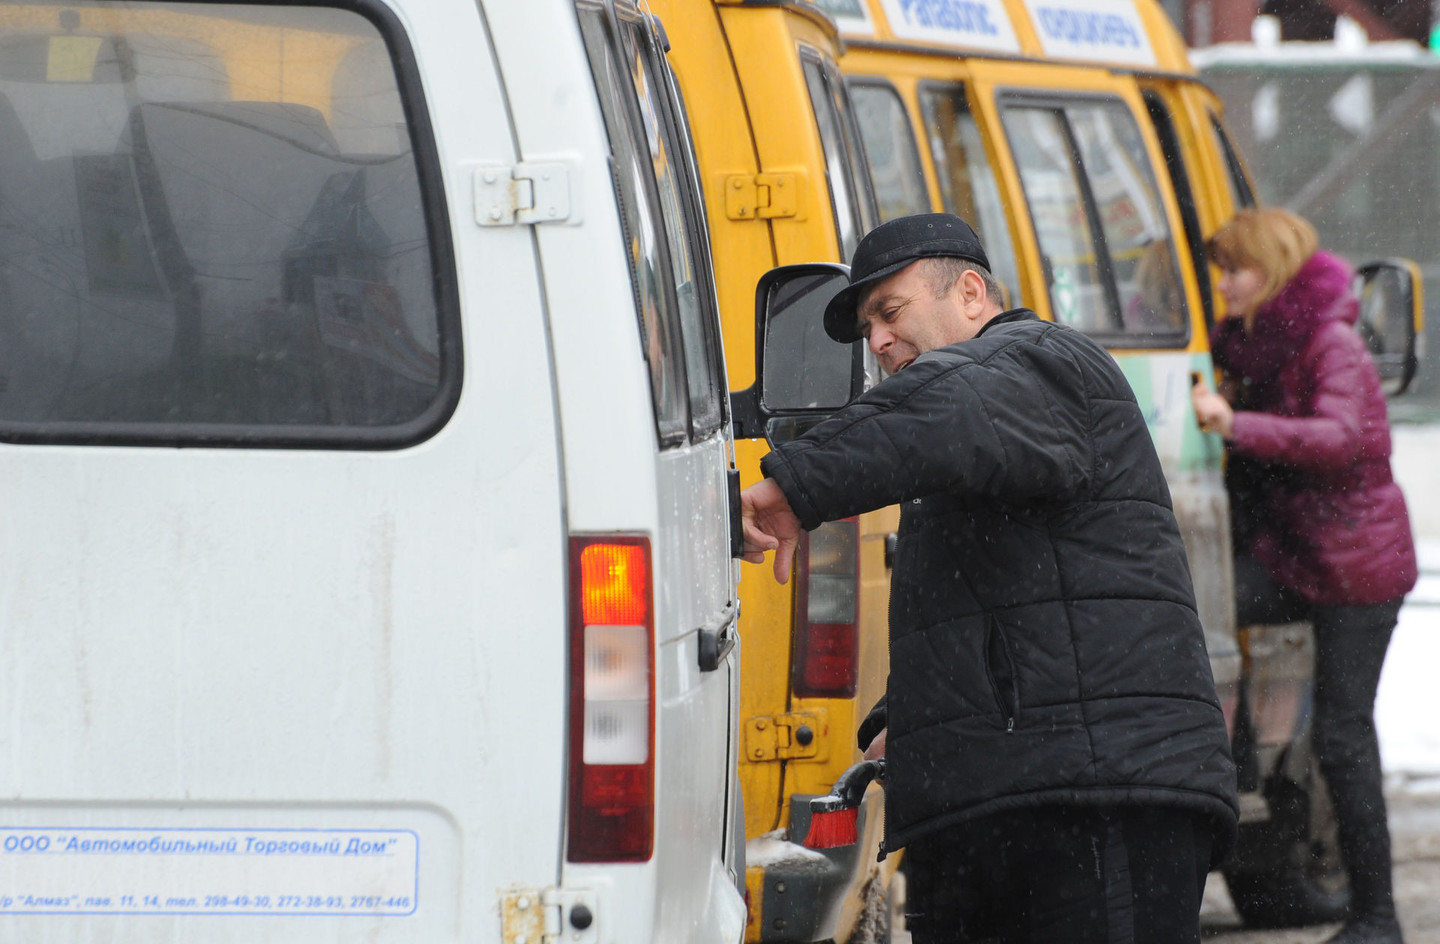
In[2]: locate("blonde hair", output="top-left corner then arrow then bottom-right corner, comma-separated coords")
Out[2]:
1206,208 -> 1318,322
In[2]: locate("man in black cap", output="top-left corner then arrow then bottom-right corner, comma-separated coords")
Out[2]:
742,213 -> 1237,944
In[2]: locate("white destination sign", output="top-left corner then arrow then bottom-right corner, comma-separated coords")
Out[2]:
0,827 -> 418,916
811,0 -> 878,36
878,0 -> 1022,53
1023,0 -> 1157,66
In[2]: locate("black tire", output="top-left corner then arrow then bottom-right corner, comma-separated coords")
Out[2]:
1223,761 -> 1350,928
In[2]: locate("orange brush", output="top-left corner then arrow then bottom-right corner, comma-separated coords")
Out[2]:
802,758 -> 885,850
804,800 -> 860,849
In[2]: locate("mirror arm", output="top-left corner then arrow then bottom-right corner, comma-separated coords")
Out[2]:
730,385 -> 765,441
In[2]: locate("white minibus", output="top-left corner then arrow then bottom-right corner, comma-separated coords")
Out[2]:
0,1 -> 745,942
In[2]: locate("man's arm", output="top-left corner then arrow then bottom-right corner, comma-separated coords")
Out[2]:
760,342 -> 1092,530
857,696 -> 887,759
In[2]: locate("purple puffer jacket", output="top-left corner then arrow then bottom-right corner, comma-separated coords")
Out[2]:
1213,250 -> 1417,606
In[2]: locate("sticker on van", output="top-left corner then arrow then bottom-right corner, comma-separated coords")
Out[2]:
0,827 -> 418,916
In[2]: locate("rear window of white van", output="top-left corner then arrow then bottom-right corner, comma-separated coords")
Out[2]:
0,1 -> 458,447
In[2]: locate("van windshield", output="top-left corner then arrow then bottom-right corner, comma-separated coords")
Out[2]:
0,2 -> 450,443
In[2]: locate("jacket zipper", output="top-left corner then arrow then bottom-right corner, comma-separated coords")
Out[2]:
985,617 -> 1020,733
879,552 -> 895,862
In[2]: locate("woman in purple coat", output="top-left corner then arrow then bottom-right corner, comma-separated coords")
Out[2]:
1193,208 -> 1418,944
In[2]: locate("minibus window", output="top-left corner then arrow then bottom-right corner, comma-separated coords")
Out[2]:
1143,90 -> 1213,330
1210,112 -> 1257,210
832,68 -> 880,236
920,84 -> 1021,309
1002,98 -> 1189,344
623,17 -> 724,440
0,2 -> 457,446
802,54 -> 866,261
580,8 -> 689,446
848,80 -> 929,222
1002,107 -> 1113,333
1067,102 -> 1188,340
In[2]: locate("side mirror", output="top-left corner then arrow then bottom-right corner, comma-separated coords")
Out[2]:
1355,259 -> 1424,397
731,263 -> 866,444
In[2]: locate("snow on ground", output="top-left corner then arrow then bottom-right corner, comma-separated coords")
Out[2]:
1378,539 -> 1440,790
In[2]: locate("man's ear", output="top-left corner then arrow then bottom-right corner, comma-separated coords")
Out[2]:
959,268 -> 990,319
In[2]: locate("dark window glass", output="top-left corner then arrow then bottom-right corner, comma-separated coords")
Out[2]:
0,2 -> 453,442
919,83 -> 1020,309
1001,97 -> 1187,343
1003,107 -> 1109,332
848,80 -> 929,223
831,65 -> 879,237
1143,90 -> 1211,330
625,17 -> 724,440
802,54 -> 867,261
579,7 -> 688,446
1067,102 -> 1188,339
1210,112 -> 1256,209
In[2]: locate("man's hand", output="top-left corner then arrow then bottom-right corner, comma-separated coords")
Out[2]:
740,478 -> 803,584
1191,382 -> 1235,439
863,727 -> 887,760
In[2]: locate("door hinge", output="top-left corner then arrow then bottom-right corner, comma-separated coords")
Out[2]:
744,710 -> 827,762
500,888 -> 598,944
475,161 -> 577,227
723,171 -> 803,221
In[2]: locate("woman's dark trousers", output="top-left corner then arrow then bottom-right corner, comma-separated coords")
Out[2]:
1235,554 -> 1404,922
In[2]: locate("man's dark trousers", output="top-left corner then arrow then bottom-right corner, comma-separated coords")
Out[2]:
902,805 -> 1213,944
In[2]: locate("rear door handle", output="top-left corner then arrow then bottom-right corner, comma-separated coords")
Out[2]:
699,602 -> 739,672
727,469 -> 744,559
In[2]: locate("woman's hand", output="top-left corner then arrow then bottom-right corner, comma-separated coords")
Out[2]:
1192,382 -> 1235,439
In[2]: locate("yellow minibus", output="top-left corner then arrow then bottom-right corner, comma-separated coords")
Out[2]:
653,0 -> 1422,938
809,0 -> 1420,931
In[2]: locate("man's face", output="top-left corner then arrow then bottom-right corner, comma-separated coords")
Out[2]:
856,260 -> 973,374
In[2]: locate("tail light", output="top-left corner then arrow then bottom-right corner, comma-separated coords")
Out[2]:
567,537 -> 654,862
792,518 -> 859,698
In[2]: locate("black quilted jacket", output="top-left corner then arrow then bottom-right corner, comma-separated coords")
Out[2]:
761,309 -> 1238,854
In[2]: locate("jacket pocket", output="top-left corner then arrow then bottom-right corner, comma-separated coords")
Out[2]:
985,617 -> 1020,733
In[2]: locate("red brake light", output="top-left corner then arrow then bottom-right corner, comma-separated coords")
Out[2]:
567,537 -> 654,862
792,518 -> 859,698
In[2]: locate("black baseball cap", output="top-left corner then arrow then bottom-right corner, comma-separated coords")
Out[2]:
823,213 -> 990,343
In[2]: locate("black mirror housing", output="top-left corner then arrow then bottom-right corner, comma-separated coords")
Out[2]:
1355,259 -> 1424,398
731,263 -> 866,442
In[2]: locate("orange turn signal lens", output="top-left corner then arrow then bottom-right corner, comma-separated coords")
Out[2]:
579,543 -> 648,626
